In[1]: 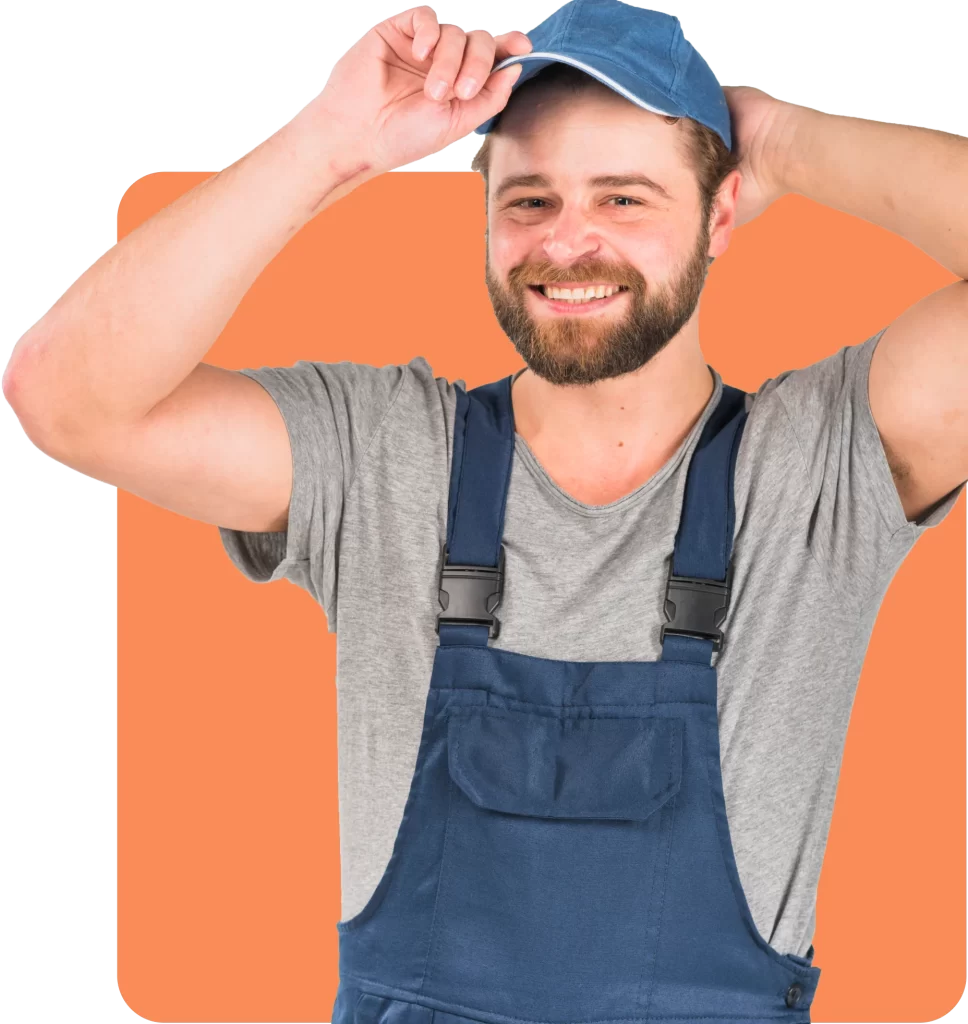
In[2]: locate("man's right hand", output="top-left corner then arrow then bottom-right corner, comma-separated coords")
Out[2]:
314,5 -> 533,175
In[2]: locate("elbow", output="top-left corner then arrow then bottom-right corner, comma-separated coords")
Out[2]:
2,328 -> 34,412
5,386 -> 62,460
3,329 -> 76,459
3,334 -> 44,438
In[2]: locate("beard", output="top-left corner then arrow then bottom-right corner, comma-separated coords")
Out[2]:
484,219 -> 712,387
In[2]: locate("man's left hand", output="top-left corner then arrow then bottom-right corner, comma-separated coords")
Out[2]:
721,85 -> 797,228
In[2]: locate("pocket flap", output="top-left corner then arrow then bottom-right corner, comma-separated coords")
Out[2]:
447,707 -> 682,821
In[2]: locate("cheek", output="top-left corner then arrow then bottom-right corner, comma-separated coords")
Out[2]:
619,229 -> 682,282
489,227 -> 531,276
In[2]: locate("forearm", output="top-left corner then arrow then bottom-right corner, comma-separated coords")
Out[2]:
3,96 -> 375,439
775,103 -> 968,280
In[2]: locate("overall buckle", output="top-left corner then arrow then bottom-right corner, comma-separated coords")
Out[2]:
436,543 -> 506,639
660,560 -> 733,652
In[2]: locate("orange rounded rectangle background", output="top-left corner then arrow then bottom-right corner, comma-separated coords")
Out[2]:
117,171 -> 965,1022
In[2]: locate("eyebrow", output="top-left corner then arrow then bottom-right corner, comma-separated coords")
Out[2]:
493,172 -> 673,203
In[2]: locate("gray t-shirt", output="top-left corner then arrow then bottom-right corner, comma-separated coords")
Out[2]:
218,327 -> 964,959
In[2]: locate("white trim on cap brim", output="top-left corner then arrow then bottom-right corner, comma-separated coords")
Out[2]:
492,51 -> 678,118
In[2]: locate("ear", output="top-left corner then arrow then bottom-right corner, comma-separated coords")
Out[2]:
708,168 -> 742,259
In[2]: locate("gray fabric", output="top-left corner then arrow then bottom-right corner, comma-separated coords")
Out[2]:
218,327 -> 964,959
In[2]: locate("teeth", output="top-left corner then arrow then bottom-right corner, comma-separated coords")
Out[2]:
540,284 -> 624,301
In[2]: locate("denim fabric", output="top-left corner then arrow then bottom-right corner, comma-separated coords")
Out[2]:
474,1 -> 732,152
331,376 -> 821,1023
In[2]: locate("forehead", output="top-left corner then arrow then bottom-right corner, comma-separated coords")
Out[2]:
488,85 -> 690,197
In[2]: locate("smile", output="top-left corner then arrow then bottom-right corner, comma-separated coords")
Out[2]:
527,283 -> 630,313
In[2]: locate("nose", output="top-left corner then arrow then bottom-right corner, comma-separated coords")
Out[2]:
542,205 -> 600,264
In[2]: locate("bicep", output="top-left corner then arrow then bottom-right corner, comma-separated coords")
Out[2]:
57,362 -> 294,533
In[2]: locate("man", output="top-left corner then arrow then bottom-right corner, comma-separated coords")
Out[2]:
4,1 -> 966,1019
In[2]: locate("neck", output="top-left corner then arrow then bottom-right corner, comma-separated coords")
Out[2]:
510,327 -> 715,502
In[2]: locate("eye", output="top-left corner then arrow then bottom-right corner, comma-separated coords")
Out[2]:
506,197 -> 643,209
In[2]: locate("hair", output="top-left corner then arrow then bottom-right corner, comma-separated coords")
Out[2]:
470,62 -> 739,235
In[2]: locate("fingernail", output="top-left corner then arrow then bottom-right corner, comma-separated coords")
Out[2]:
431,80 -> 447,100
457,78 -> 476,99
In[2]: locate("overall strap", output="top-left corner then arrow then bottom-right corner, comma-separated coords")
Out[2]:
437,375 -> 515,647
661,382 -> 749,666
435,373 -> 749,659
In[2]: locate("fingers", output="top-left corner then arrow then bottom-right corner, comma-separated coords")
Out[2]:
454,31 -> 497,100
453,62 -> 523,135
399,8 -> 531,105
493,30 -> 533,65
422,24 -> 467,100
407,6 -> 440,61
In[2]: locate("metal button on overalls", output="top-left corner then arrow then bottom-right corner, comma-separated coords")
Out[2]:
786,982 -> 805,1008
330,374 -> 823,1023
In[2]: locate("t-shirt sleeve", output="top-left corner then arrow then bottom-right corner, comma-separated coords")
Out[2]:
217,358 -> 409,631
766,327 -> 966,607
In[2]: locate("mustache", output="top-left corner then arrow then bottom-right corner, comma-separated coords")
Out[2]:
506,261 -> 646,291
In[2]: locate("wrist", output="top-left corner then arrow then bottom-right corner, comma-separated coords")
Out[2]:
283,96 -> 382,201
766,100 -> 824,199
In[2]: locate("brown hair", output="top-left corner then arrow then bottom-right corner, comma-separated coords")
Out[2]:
470,62 -> 739,229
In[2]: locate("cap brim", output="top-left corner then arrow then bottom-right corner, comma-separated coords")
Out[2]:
473,50 -> 687,134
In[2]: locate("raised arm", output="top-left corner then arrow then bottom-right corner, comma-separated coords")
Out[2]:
722,85 -> 968,523
2,5 -> 531,533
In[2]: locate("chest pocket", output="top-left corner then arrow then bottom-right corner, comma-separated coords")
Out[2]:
428,704 -> 684,1008
447,705 -> 683,821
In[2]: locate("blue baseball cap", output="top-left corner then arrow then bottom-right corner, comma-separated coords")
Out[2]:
474,0 -> 732,152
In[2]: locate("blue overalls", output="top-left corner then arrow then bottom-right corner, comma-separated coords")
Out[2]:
331,373 -> 822,1024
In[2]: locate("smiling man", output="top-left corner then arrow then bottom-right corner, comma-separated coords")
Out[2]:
481,65 -> 716,389
5,1 -> 967,1021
